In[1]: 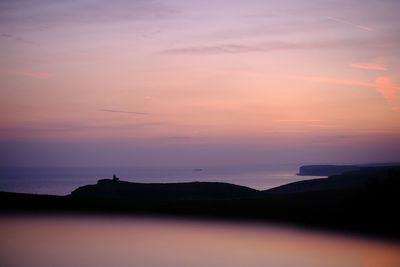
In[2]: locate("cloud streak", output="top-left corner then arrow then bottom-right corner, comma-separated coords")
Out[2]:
1,32 -> 34,44
160,42 -> 333,55
306,124 -> 336,128
0,69 -> 54,79
160,37 -> 388,55
273,120 -> 328,122
327,17 -> 374,32
289,76 -> 375,87
99,109 -> 148,115
350,63 -> 386,71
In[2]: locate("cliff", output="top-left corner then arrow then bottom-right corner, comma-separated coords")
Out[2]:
297,165 -> 360,176
297,163 -> 400,176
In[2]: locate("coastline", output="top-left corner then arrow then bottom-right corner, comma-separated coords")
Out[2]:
1,166 -> 400,241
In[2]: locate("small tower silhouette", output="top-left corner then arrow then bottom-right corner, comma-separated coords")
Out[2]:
112,174 -> 119,181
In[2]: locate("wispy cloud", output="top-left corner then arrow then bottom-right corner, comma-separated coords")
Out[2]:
375,77 -> 400,102
160,42 -> 332,55
306,124 -> 336,128
288,76 -> 375,87
99,109 -> 148,115
162,43 -> 292,54
161,36 -> 390,55
1,32 -> 34,44
157,136 -> 194,141
327,16 -> 374,32
350,63 -> 387,71
1,33 -> 13,38
0,68 -> 54,79
273,120 -> 328,122
392,107 -> 400,112
0,122 -> 164,134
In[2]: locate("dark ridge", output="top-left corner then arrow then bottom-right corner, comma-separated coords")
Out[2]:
265,166 -> 400,194
70,180 -> 261,200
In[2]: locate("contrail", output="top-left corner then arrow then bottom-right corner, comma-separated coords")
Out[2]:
327,17 -> 374,32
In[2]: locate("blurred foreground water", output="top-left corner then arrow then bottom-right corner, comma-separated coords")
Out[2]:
1,215 -> 399,267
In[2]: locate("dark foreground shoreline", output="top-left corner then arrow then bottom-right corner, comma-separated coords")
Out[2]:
1,166 -> 400,241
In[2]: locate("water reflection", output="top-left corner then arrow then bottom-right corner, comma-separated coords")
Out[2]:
1,215 -> 399,267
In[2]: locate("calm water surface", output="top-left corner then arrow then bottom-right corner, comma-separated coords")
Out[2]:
1,215 -> 399,267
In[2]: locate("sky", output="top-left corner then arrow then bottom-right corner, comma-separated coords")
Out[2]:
0,0 -> 399,167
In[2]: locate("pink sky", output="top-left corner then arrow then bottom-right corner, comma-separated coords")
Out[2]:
0,0 -> 399,167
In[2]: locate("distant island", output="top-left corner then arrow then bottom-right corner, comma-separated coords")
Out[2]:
1,165 -> 400,239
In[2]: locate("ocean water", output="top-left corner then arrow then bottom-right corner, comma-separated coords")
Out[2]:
1,215 -> 399,267
0,164 -> 324,195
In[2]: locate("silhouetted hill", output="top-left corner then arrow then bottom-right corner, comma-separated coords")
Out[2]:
265,166 -> 400,194
70,179 -> 261,200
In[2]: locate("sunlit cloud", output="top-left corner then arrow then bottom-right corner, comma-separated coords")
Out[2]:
306,124 -> 336,128
392,107 -> 400,112
273,120 -> 328,122
327,16 -> 374,32
289,75 -> 400,110
350,63 -> 387,71
289,76 -> 375,87
375,77 -> 400,102
98,109 -> 148,115
0,69 -> 55,79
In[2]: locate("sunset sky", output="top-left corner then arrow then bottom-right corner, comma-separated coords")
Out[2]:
1,0 -> 399,167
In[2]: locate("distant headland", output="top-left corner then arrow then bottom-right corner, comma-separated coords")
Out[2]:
297,162 -> 400,176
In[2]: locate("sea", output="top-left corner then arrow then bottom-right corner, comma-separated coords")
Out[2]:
0,164 -> 324,195
1,215 -> 399,267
